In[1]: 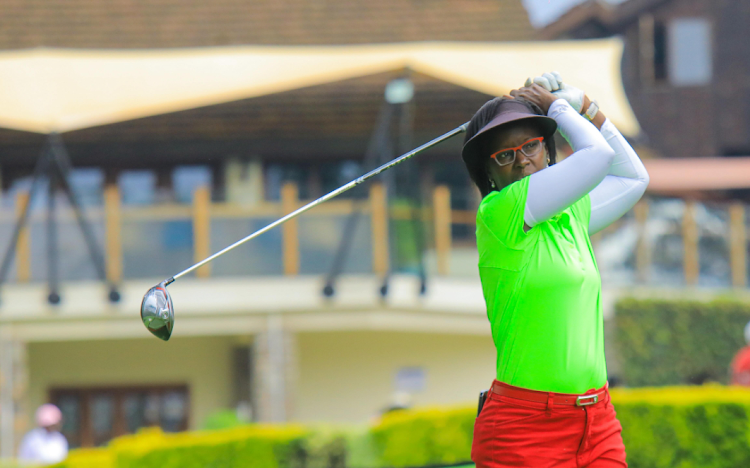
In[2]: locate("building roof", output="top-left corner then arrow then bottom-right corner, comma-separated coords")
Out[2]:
0,41 -> 638,135
0,0 -> 535,49
540,0 -> 672,39
645,157 -> 750,192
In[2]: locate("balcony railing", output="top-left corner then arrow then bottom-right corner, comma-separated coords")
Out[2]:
0,184 -> 748,288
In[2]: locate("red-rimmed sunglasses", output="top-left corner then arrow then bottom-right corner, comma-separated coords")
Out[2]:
489,137 -> 545,167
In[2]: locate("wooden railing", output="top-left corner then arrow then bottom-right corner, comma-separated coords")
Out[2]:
7,182 -> 462,282
5,185 -> 750,286
625,199 -> 747,288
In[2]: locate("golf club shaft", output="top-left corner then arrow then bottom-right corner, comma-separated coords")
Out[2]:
166,122 -> 469,284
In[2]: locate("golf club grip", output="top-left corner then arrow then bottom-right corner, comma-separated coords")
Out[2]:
170,122 -> 469,281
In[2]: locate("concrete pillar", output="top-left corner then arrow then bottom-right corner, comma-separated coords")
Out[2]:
225,158 -> 264,206
0,330 -> 27,459
252,315 -> 296,422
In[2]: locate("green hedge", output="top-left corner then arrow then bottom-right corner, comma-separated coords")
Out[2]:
613,386 -> 750,468
614,298 -> 750,386
370,406 -> 474,467
52,386 -> 750,468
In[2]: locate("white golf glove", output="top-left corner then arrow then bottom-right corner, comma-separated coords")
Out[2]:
524,71 -> 585,113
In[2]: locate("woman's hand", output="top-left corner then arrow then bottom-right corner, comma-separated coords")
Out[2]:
509,84 -> 559,115
525,72 -> 585,113
524,71 -> 605,129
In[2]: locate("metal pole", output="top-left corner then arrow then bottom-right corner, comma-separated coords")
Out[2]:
47,165 -> 59,303
0,145 -> 51,285
50,140 -> 109,283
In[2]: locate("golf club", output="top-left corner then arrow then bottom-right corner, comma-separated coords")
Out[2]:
141,122 -> 469,340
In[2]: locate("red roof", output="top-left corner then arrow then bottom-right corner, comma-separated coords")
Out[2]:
645,157 -> 750,192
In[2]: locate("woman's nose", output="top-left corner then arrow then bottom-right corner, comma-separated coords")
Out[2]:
515,150 -> 530,166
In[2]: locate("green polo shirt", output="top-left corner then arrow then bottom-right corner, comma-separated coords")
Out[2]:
476,177 -> 607,394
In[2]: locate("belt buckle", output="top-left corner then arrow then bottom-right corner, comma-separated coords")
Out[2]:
576,394 -> 598,406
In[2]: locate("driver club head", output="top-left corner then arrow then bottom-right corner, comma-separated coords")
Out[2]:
140,281 -> 174,341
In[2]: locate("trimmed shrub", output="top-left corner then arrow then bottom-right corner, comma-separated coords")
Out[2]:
612,386 -> 750,468
48,448 -> 112,468
202,409 -> 246,431
111,425 -> 308,468
370,406 -> 475,467
614,298 -> 750,386
52,386 -> 750,468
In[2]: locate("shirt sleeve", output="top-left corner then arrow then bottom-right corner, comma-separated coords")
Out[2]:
588,118 -> 650,234
524,100 -> 615,228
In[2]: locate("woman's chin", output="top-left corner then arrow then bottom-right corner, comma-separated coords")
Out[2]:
522,165 -> 545,177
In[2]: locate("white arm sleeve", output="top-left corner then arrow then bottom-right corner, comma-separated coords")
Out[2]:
524,99 -> 615,227
588,119 -> 650,235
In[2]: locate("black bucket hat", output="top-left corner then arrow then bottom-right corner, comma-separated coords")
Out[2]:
461,99 -> 558,167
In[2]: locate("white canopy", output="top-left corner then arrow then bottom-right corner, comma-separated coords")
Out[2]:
0,39 -> 639,136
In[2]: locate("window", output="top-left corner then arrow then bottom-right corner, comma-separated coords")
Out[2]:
653,20 -> 667,82
118,170 -> 156,205
173,166 -> 212,204
638,15 -> 663,83
51,386 -> 189,448
68,168 -> 104,206
668,18 -> 712,86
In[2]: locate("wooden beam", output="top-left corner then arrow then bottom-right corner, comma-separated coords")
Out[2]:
729,202 -> 747,288
104,184 -> 122,283
433,185 -> 452,276
281,183 -> 299,276
15,192 -> 30,283
192,186 -> 211,278
370,183 -> 389,276
634,200 -> 649,283
683,200 -> 699,286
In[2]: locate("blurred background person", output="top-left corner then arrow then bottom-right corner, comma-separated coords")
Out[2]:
18,404 -> 68,465
730,321 -> 750,386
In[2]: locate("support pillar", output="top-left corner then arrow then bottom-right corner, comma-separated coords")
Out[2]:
433,186 -> 452,276
252,316 -> 296,422
370,183 -> 389,276
192,186 -> 211,278
0,330 -> 27,459
729,203 -> 747,288
634,200 -> 650,283
281,183 -> 300,276
683,200 -> 699,286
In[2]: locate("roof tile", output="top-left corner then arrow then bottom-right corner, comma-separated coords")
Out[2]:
0,0 -> 534,49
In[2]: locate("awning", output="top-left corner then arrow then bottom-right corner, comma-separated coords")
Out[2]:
645,157 -> 750,192
0,39 -> 639,136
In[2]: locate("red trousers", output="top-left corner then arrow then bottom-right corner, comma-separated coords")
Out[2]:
471,381 -> 627,468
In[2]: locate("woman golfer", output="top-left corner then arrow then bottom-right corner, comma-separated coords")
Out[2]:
463,72 -> 648,467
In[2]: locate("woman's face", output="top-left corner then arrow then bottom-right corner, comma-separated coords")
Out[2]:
484,122 -> 548,190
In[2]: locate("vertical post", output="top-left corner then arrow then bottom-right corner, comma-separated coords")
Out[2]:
370,183 -> 389,275
46,172 -> 58,301
683,200 -> 699,286
634,200 -> 649,283
192,186 -> 211,278
0,330 -> 26,459
639,14 -> 656,83
281,183 -> 299,276
0,330 -> 13,458
14,192 -> 30,283
433,185 -> 452,276
730,202 -> 747,288
252,316 -> 295,422
104,184 -> 122,283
